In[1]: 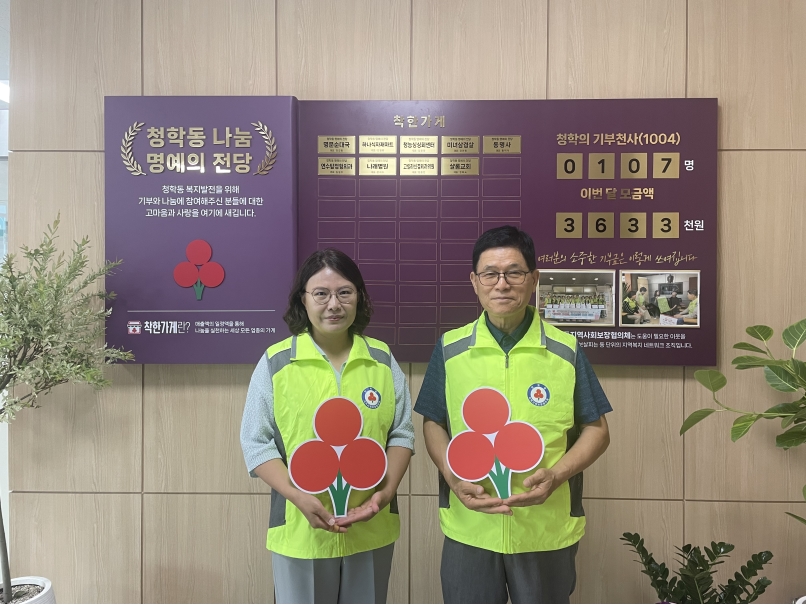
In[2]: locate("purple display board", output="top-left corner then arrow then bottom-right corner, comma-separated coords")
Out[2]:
105,97 -> 297,364
298,99 -> 717,365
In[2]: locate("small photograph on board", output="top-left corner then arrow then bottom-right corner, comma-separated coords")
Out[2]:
537,270 -> 615,327
619,270 -> 700,328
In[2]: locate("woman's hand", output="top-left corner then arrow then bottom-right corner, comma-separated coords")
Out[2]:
336,446 -> 413,528
335,490 -> 390,528
292,492 -> 348,533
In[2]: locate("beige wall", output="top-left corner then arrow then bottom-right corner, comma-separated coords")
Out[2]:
8,0 -> 806,602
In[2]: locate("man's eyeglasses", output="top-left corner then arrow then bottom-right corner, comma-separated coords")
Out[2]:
475,270 -> 529,286
305,288 -> 358,305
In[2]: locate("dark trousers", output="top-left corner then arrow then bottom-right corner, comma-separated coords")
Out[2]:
440,536 -> 578,604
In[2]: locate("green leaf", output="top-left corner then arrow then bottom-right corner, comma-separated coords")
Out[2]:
694,369 -> 727,393
680,408 -> 717,435
764,366 -> 799,392
746,325 -> 774,342
789,358 -> 806,387
733,341 -> 767,354
782,319 -> 806,352
732,355 -> 788,368
803,483 -> 806,502
782,406 -> 806,428
731,414 -> 760,441
775,425 -> 806,449
786,512 -> 806,526
765,401 -> 803,417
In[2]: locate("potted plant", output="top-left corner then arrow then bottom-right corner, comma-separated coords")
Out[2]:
621,532 -> 773,603
680,319 -> 806,526
0,219 -> 132,603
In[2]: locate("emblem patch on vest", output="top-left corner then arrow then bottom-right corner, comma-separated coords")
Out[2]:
527,383 -> 550,406
361,386 -> 381,409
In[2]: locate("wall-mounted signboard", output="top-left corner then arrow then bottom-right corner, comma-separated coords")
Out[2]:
106,97 -> 716,365
297,99 -> 716,366
104,97 -> 297,364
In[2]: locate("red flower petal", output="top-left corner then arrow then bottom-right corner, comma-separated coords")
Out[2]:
339,438 -> 387,489
447,431 -> 495,482
199,261 -> 225,287
462,388 -> 510,435
186,239 -> 212,265
289,440 -> 340,493
173,262 -> 199,287
315,398 -> 363,446
494,422 -> 544,472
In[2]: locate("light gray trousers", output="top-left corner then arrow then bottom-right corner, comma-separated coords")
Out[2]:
272,543 -> 395,604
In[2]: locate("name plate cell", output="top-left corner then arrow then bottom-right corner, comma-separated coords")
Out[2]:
359,157 -> 398,176
400,157 -> 439,176
483,136 -> 521,154
318,156 -> 357,175
400,135 -> 438,154
441,136 -> 479,154
441,157 -> 480,176
359,135 -> 398,154
317,136 -> 356,154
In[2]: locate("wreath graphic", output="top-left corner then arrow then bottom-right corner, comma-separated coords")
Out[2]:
446,388 -> 544,499
288,397 -> 387,517
251,121 -> 277,175
120,120 -> 278,176
120,121 -> 146,176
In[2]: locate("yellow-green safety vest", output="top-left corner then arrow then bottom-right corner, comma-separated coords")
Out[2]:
440,309 -> 585,553
264,333 -> 399,558
624,297 -> 637,312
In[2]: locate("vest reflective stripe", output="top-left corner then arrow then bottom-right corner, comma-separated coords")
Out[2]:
440,309 -> 585,553
545,334 -> 576,367
264,333 -> 399,559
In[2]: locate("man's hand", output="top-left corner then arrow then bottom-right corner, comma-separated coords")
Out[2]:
335,491 -> 388,528
292,492 -> 347,533
452,480 -> 512,515
503,468 -> 557,508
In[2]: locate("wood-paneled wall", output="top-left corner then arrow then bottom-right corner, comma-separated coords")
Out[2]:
8,0 -> 806,602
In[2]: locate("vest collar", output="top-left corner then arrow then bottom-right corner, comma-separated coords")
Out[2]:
290,332 -> 378,365
470,306 -> 546,351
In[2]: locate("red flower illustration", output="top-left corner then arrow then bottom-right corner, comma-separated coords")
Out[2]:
289,397 -> 387,517
446,388 -> 544,499
173,239 -> 225,300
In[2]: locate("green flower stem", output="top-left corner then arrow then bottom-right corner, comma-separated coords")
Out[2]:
193,279 -> 205,301
328,471 -> 352,517
487,458 -> 511,500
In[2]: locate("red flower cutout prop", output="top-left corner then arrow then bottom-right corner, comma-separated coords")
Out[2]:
288,397 -> 388,517
173,239 -> 225,300
446,388 -> 544,499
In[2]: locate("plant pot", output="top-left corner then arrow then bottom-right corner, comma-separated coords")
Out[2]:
3,577 -> 55,604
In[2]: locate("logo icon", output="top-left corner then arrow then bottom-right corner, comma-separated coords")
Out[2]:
527,383 -> 550,406
288,398 -> 387,517
173,240 -> 225,301
361,387 -> 381,409
127,321 -> 142,335
446,388 -> 544,499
